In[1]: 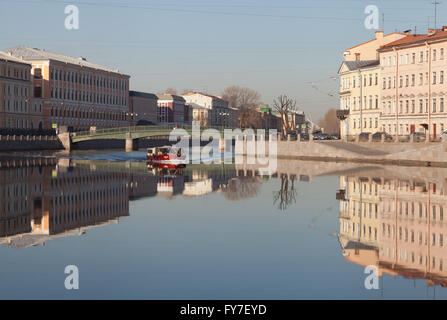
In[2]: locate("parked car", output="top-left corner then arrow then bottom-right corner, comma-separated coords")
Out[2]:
409,131 -> 426,142
372,131 -> 393,141
314,133 -> 330,140
286,130 -> 298,140
330,134 -> 340,140
358,132 -> 370,141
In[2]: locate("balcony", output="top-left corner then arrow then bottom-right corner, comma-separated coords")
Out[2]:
336,109 -> 350,120
336,189 -> 346,200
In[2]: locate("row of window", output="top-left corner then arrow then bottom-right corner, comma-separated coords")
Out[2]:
383,97 -> 446,115
2,118 -> 41,129
382,71 -> 445,89
0,64 -> 29,81
382,48 -> 446,67
1,84 -> 29,97
49,87 -> 127,106
341,95 -> 379,110
47,68 -> 127,91
50,106 -> 127,121
341,73 -> 379,90
380,246 -> 445,272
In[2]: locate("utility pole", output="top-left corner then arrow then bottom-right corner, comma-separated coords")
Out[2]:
432,1 -> 441,29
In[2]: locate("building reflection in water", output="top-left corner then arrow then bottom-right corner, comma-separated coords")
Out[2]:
0,158 -> 243,249
338,172 -> 447,288
0,158 -> 130,249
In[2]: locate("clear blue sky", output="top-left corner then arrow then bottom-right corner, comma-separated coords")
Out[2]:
0,0 -> 444,120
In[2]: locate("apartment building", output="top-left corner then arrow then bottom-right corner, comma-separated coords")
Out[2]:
157,94 -> 185,124
129,91 -> 158,125
0,52 -> 36,130
338,32 -> 408,138
378,27 -> 447,138
4,46 -> 130,131
339,60 -> 381,136
182,92 -> 234,127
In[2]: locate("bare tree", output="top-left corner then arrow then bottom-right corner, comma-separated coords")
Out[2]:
318,108 -> 340,135
181,89 -> 194,95
273,174 -> 297,211
222,86 -> 262,128
222,177 -> 261,201
164,88 -> 178,95
273,95 -> 298,136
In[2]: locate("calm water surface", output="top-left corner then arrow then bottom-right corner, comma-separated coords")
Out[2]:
0,151 -> 446,300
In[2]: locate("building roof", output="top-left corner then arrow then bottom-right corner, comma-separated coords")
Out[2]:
343,60 -> 380,71
344,32 -> 406,51
379,29 -> 447,51
0,51 -> 31,66
4,46 -> 128,75
182,91 -> 227,102
129,91 -> 158,100
157,94 -> 186,102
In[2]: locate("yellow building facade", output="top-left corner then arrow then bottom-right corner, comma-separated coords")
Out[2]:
339,61 -> 381,137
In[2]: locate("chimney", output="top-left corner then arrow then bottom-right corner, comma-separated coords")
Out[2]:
375,31 -> 384,40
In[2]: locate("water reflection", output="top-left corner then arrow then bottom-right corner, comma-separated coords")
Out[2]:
0,157 -> 242,248
273,174 -> 297,211
338,170 -> 447,288
3,154 -> 447,293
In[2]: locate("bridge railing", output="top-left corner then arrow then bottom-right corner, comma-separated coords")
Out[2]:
72,125 -> 192,137
71,125 -> 278,139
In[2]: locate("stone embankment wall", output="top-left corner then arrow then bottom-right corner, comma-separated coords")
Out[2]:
276,139 -> 447,167
0,135 -> 63,151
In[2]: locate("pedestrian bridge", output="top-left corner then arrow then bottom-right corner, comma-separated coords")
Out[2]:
59,125 -> 246,151
71,125 -> 201,143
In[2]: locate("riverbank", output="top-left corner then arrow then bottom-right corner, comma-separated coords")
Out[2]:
276,139 -> 447,167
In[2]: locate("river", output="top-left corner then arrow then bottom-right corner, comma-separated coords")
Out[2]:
0,150 -> 446,299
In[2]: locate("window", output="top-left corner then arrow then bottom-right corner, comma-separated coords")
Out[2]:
433,49 -> 437,61
433,98 -> 437,113
34,86 -> 42,98
433,72 -> 437,84
34,68 -> 42,79
441,71 -> 444,84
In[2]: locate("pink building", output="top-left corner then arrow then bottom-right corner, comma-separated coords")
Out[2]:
378,27 -> 447,138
